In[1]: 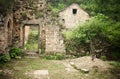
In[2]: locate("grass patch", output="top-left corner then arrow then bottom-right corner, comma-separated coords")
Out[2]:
109,61 -> 120,68
0,58 -> 65,79
44,53 -> 65,60
100,55 -> 107,61
25,28 -> 38,51
0,58 -> 119,79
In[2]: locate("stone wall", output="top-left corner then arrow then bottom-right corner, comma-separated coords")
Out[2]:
24,26 -> 30,44
19,0 -> 66,54
0,14 -> 13,54
0,0 -> 66,55
59,3 -> 90,29
45,13 -> 65,54
0,19 -> 5,54
45,25 -> 65,54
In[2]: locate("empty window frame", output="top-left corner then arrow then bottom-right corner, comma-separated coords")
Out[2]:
73,9 -> 77,14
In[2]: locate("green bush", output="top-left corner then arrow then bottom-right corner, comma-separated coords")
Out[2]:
110,52 -> 120,60
9,47 -> 23,59
63,14 -> 120,59
44,53 -> 64,60
25,29 -> 38,51
109,61 -> 120,68
0,54 -> 11,63
55,53 -> 64,60
100,56 -> 107,61
25,43 -> 30,50
35,12 -> 43,19
41,47 -> 45,54
45,55 -> 55,60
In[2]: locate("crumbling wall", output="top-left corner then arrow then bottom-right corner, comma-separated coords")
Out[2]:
0,15 -> 5,54
0,14 -> 13,54
45,23 -> 65,54
0,0 -> 66,55
45,8 -> 65,54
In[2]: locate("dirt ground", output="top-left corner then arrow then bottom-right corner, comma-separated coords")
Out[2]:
0,56 -> 120,79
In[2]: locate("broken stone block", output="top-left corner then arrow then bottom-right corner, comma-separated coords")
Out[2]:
0,50 -> 4,54
0,70 -> 3,73
80,68 -> 89,73
69,61 -> 75,65
33,70 -> 50,79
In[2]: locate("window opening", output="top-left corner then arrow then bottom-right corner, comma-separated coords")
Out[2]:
73,9 -> 77,14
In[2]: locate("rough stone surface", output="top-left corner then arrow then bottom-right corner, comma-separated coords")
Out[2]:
0,0 -> 89,55
70,56 -> 111,71
80,68 -> 89,73
0,13 -> 13,54
59,3 -> 90,29
0,70 -> 3,73
33,70 -> 49,76
54,60 -> 78,73
26,70 -> 50,79
45,21 -> 65,54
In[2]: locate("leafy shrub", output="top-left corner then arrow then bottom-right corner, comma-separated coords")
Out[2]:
9,47 -> 23,59
25,44 -> 30,50
45,55 -> 55,60
55,53 -> 64,60
44,53 -> 64,60
110,52 -> 120,60
41,47 -> 45,54
35,12 -> 43,19
63,14 -> 120,59
22,12 -> 27,20
0,54 -> 11,63
25,29 -> 38,51
100,56 -> 107,61
109,61 -> 120,68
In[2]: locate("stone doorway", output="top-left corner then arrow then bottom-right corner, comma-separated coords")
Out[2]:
22,24 -> 40,54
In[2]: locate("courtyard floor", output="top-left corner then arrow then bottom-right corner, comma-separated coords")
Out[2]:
0,56 -> 120,79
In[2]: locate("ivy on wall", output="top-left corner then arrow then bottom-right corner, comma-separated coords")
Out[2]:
0,0 -> 14,15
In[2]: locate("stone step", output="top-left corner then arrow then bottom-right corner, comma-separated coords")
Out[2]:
24,51 -> 40,58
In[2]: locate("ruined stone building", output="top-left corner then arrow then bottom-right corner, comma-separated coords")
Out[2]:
59,3 -> 89,29
0,0 -> 65,55
0,1 -> 89,55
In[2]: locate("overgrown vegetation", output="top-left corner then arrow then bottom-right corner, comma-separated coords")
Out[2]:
9,47 -> 23,59
35,12 -> 44,19
63,14 -> 120,60
0,54 -> 11,63
44,53 -> 65,60
0,47 -> 23,63
48,0 -> 120,21
25,28 -> 38,51
0,0 -> 14,14
109,61 -> 120,68
0,58 -> 119,79
47,0 -> 120,60
100,56 -> 107,61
